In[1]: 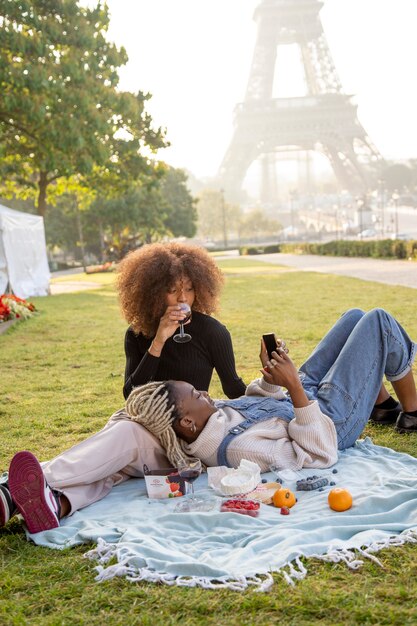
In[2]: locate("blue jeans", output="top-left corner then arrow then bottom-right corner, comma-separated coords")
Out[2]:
299,308 -> 416,450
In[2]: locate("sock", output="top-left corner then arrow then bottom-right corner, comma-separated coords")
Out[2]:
374,396 -> 399,410
404,409 -> 417,417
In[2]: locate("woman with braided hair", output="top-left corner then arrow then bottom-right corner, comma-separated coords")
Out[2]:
117,241 -> 246,400
2,308 -> 417,533
125,309 -> 417,472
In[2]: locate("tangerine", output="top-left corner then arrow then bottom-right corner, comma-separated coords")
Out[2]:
272,487 -> 296,508
328,487 -> 353,512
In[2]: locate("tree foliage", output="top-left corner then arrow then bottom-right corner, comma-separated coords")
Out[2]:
159,168 -> 197,239
44,166 -> 197,262
0,0 -> 165,215
239,209 -> 282,241
196,189 -> 241,242
381,163 -> 413,192
90,166 -> 197,260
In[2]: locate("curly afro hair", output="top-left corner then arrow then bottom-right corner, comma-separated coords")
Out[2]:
116,242 -> 224,337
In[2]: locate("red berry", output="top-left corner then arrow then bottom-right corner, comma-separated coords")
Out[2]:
280,506 -> 290,515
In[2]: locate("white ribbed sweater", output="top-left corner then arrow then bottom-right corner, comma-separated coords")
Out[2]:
183,378 -> 338,472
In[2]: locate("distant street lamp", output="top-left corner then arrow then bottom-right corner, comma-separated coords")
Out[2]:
377,178 -> 385,238
392,190 -> 400,239
220,188 -> 228,249
289,189 -> 298,238
333,203 -> 339,241
317,208 -> 321,241
356,196 -> 365,238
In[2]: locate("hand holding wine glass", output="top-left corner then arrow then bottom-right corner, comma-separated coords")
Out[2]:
173,303 -> 192,343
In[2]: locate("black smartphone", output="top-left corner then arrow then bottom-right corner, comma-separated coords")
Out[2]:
262,333 -> 277,360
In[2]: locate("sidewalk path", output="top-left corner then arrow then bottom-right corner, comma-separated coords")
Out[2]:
48,254 -> 417,293
49,268 -> 105,295
253,253 -> 417,289
49,281 -> 103,295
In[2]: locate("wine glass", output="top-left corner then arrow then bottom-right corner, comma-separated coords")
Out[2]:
174,458 -> 203,511
269,464 -> 282,484
173,303 -> 192,343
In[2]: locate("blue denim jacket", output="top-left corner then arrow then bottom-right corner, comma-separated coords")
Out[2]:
214,396 -> 295,467
213,308 -> 417,465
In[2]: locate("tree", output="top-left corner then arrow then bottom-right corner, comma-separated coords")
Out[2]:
196,190 -> 223,240
239,209 -> 282,242
381,163 -> 412,192
196,189 -> 241,243
0,1 -> 165,215
159,168 -> 197,239
78,166 -> 197,261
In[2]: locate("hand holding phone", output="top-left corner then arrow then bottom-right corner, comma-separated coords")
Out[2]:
262,333 -> 278,360
262,333 -> 289,360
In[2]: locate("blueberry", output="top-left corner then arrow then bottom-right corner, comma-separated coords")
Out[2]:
318,488 -> 324,492
261,478 -> 267,484
332,469 -> 338,474
330,481 -> 336,486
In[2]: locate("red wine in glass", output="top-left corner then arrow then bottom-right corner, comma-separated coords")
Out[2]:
178,458 -> 202,502
173,303 -> 192,343
179,469 -> 200,483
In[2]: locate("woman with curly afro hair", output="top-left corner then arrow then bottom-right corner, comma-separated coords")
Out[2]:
117,242 -> 246,400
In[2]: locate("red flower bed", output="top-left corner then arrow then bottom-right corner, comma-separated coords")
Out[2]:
0,294 -> 36,323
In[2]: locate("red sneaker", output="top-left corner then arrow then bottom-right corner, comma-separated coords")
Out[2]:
8,451 -> 60,534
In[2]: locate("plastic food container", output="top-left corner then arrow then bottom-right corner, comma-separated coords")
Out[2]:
220,499 -> 260,517
143,465 -> 185,499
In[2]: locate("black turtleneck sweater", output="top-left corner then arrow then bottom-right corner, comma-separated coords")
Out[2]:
123,311 -> 246,400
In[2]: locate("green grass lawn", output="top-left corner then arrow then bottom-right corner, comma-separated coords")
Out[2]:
2,259 -> 417,625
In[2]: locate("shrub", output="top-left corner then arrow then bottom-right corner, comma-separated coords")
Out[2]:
263,244 -> 281,254
278,239 -> 417,260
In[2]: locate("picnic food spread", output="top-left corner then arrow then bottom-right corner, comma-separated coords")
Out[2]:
203,461 -> 353,517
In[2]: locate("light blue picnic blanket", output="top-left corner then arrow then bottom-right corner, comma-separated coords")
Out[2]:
29,438 -> 417,591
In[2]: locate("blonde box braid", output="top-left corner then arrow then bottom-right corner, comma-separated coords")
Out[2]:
126,381 -> 192,467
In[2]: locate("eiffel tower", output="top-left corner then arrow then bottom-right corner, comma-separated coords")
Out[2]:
218,0 -> 383,201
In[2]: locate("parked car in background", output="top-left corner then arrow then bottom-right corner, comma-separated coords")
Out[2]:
358,228 -> 377,239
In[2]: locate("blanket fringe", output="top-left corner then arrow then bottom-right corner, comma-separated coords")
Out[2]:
280,557 -> 307,586
311,529 -> 417,575
84,531 -> 417,591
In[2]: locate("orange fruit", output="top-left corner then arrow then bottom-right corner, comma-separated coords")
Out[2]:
328,487 -> 353,512
272,487 -> 296,508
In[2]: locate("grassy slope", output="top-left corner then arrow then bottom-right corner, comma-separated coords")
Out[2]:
1,258 -> 417,625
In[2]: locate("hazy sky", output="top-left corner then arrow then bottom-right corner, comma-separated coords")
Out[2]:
95,0 -> 417,178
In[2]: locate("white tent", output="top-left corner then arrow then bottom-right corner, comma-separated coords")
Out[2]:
0,204 -> 50,299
